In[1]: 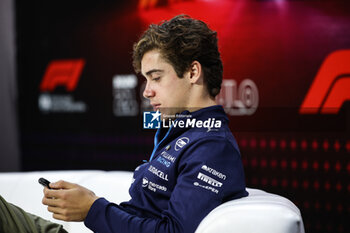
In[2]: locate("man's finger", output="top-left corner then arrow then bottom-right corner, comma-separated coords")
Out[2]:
42,196 -> 62,207
52,213 -> 69,221
43,187 -> 63,199
50,180 -> 75,189
47,206 -> 65,215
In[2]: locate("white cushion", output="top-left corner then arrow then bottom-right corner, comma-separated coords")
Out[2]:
195,188 -> 305,233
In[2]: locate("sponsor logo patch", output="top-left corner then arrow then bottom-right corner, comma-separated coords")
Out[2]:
161,151 -> 176,163
142,177 -> 149,187
148,165 -> 169,181
156,151 -> 176,168
175,137 -> 189,151
201,165 -> 227,180
142,177 -> 167,192
193,182 -> 219,194
156,156 -> 171,167
197,172 -> 223,187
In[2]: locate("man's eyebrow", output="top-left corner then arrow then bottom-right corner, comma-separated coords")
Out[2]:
145,69 -> 164,77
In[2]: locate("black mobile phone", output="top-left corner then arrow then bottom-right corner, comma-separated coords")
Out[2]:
38,177 -> 52,189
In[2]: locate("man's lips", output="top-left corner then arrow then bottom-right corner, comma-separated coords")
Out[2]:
151,104 -> 161,110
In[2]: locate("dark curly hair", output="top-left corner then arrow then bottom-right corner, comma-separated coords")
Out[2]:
133,15 -> 223,97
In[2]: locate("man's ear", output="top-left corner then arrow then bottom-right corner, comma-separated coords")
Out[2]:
188,61 -> 203,84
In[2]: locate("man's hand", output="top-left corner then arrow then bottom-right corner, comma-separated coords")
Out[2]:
42,180 -> 99,222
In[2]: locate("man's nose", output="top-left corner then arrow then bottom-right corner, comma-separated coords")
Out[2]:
143,82 -> 155,99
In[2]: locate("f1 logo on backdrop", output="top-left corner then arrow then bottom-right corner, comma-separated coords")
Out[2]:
40,59 -> 85,92
299,50 -> 350,114
38,59 -> 87,113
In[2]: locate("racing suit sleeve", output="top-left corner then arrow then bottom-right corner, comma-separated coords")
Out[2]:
84,138 -> 248,233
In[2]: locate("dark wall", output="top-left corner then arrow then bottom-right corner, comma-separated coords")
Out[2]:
0,0 -> 20,172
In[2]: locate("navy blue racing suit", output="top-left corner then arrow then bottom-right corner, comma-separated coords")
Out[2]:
84,105 -> 248,233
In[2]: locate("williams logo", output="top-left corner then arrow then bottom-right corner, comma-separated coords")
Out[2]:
143,110 -> 161,129
175,137 -> 189,151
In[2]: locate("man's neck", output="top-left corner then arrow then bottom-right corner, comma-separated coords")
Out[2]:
186,97 -> 217,112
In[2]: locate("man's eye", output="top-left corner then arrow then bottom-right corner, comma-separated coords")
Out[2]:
153,77 -> 161,81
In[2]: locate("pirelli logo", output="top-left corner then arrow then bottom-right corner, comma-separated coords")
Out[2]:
197,172 -> 223,187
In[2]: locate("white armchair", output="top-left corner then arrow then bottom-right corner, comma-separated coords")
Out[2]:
0,171 -> 304,233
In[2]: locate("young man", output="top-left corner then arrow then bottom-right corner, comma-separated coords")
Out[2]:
81,14 -> 248,233
0,15 -> 248,233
